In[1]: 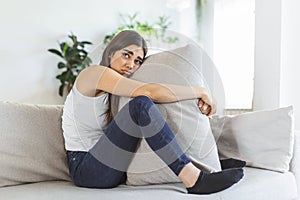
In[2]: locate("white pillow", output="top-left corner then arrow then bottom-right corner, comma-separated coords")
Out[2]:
0,101 -> 70,187
210,106 -> 294,173
114,44 -> 222,186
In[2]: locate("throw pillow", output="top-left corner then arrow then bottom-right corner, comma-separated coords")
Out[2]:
210,106 -> 294,173
114,44 -> 223,185
0,101 -> 71,187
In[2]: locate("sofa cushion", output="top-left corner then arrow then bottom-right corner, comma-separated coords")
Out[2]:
0,101 -> 70,187
0,168 -> 296,200
290,130 -> 300,198
114,44 -> 222,186
210,106 -> 294,173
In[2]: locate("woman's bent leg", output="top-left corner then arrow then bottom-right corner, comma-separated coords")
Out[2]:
70,96 -> 191,188
110,96 -> 244,195
123,96 -> 191,175
69,96 -> 243,193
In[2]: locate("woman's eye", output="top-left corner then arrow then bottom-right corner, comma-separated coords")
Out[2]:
135,60 -> 142,65
122,53 -> 130,58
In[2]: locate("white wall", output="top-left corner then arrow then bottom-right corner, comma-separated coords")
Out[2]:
2,0 -> 299,129
280,0 -> 300,130
253,0 -> 300,130
0,0 -> 185,104
253,0 -> 282,110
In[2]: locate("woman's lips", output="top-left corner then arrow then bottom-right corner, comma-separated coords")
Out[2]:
122,70 -> 131,76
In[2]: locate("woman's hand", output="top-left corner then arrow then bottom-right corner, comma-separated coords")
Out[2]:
198,98 -> 216,116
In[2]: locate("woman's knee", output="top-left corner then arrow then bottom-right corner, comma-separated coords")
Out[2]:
128,96 -> 154,121
129,95 -> 154,110
131,95 -> 152,104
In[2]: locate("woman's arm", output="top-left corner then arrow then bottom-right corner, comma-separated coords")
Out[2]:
77,66 -> 214,114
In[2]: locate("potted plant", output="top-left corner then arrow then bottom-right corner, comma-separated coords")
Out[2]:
48,33 -> 92,97
103,13 -> 178,45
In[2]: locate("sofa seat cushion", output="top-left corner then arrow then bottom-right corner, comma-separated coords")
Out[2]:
0,168 -> 296,200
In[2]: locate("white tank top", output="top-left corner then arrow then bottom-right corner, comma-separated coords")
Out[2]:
62,82 -> 109,151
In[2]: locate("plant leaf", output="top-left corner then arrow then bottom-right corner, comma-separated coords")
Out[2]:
65,48 -> 78,60
63,43 -> 70,55
57,62 -> 66,69
59,70 -> 71,82
48,49 -> 63,58
80,41 -> 93,45
82,57 -> 92,66
59,84 -> 65,97
59,42 -> 66,52
68,33 -> 77,43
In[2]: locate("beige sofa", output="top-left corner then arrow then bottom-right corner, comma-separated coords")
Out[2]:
0,101 -> 299,200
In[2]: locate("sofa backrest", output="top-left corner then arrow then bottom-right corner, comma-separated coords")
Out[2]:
0,101 -> 71,187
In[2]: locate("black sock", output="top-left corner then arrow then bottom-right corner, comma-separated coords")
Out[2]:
187,168 -> 244,195
220,158 -> 246,169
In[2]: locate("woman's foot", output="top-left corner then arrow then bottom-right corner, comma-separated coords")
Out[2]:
187,168 -> 244,195
178,162 -> 201,188
220,158 -> 246,169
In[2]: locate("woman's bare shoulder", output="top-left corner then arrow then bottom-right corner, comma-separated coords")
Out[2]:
80,65 -> 106,74
75,65 -> 108,97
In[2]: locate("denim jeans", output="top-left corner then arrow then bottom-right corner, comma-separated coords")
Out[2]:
67,96 -> 191,188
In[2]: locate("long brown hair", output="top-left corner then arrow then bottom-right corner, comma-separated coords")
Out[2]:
99,30 -> 148,126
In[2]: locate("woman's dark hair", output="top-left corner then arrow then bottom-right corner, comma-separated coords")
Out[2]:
99,30 -> 148,126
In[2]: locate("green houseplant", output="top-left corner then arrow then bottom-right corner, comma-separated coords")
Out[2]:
48,33 -> 92,97
104,13 -> 178,45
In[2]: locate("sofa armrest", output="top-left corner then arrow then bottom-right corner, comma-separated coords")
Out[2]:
291,130 -> 300,199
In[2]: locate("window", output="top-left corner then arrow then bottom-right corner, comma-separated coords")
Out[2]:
213,0 -> 255,109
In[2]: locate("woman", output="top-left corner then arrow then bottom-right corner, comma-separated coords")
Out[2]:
62,30 -> 245,195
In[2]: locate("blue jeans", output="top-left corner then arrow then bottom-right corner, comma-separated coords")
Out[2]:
67,96 -> 191,188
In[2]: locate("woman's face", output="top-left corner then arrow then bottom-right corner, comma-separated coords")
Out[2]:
109,45 -> 144,77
